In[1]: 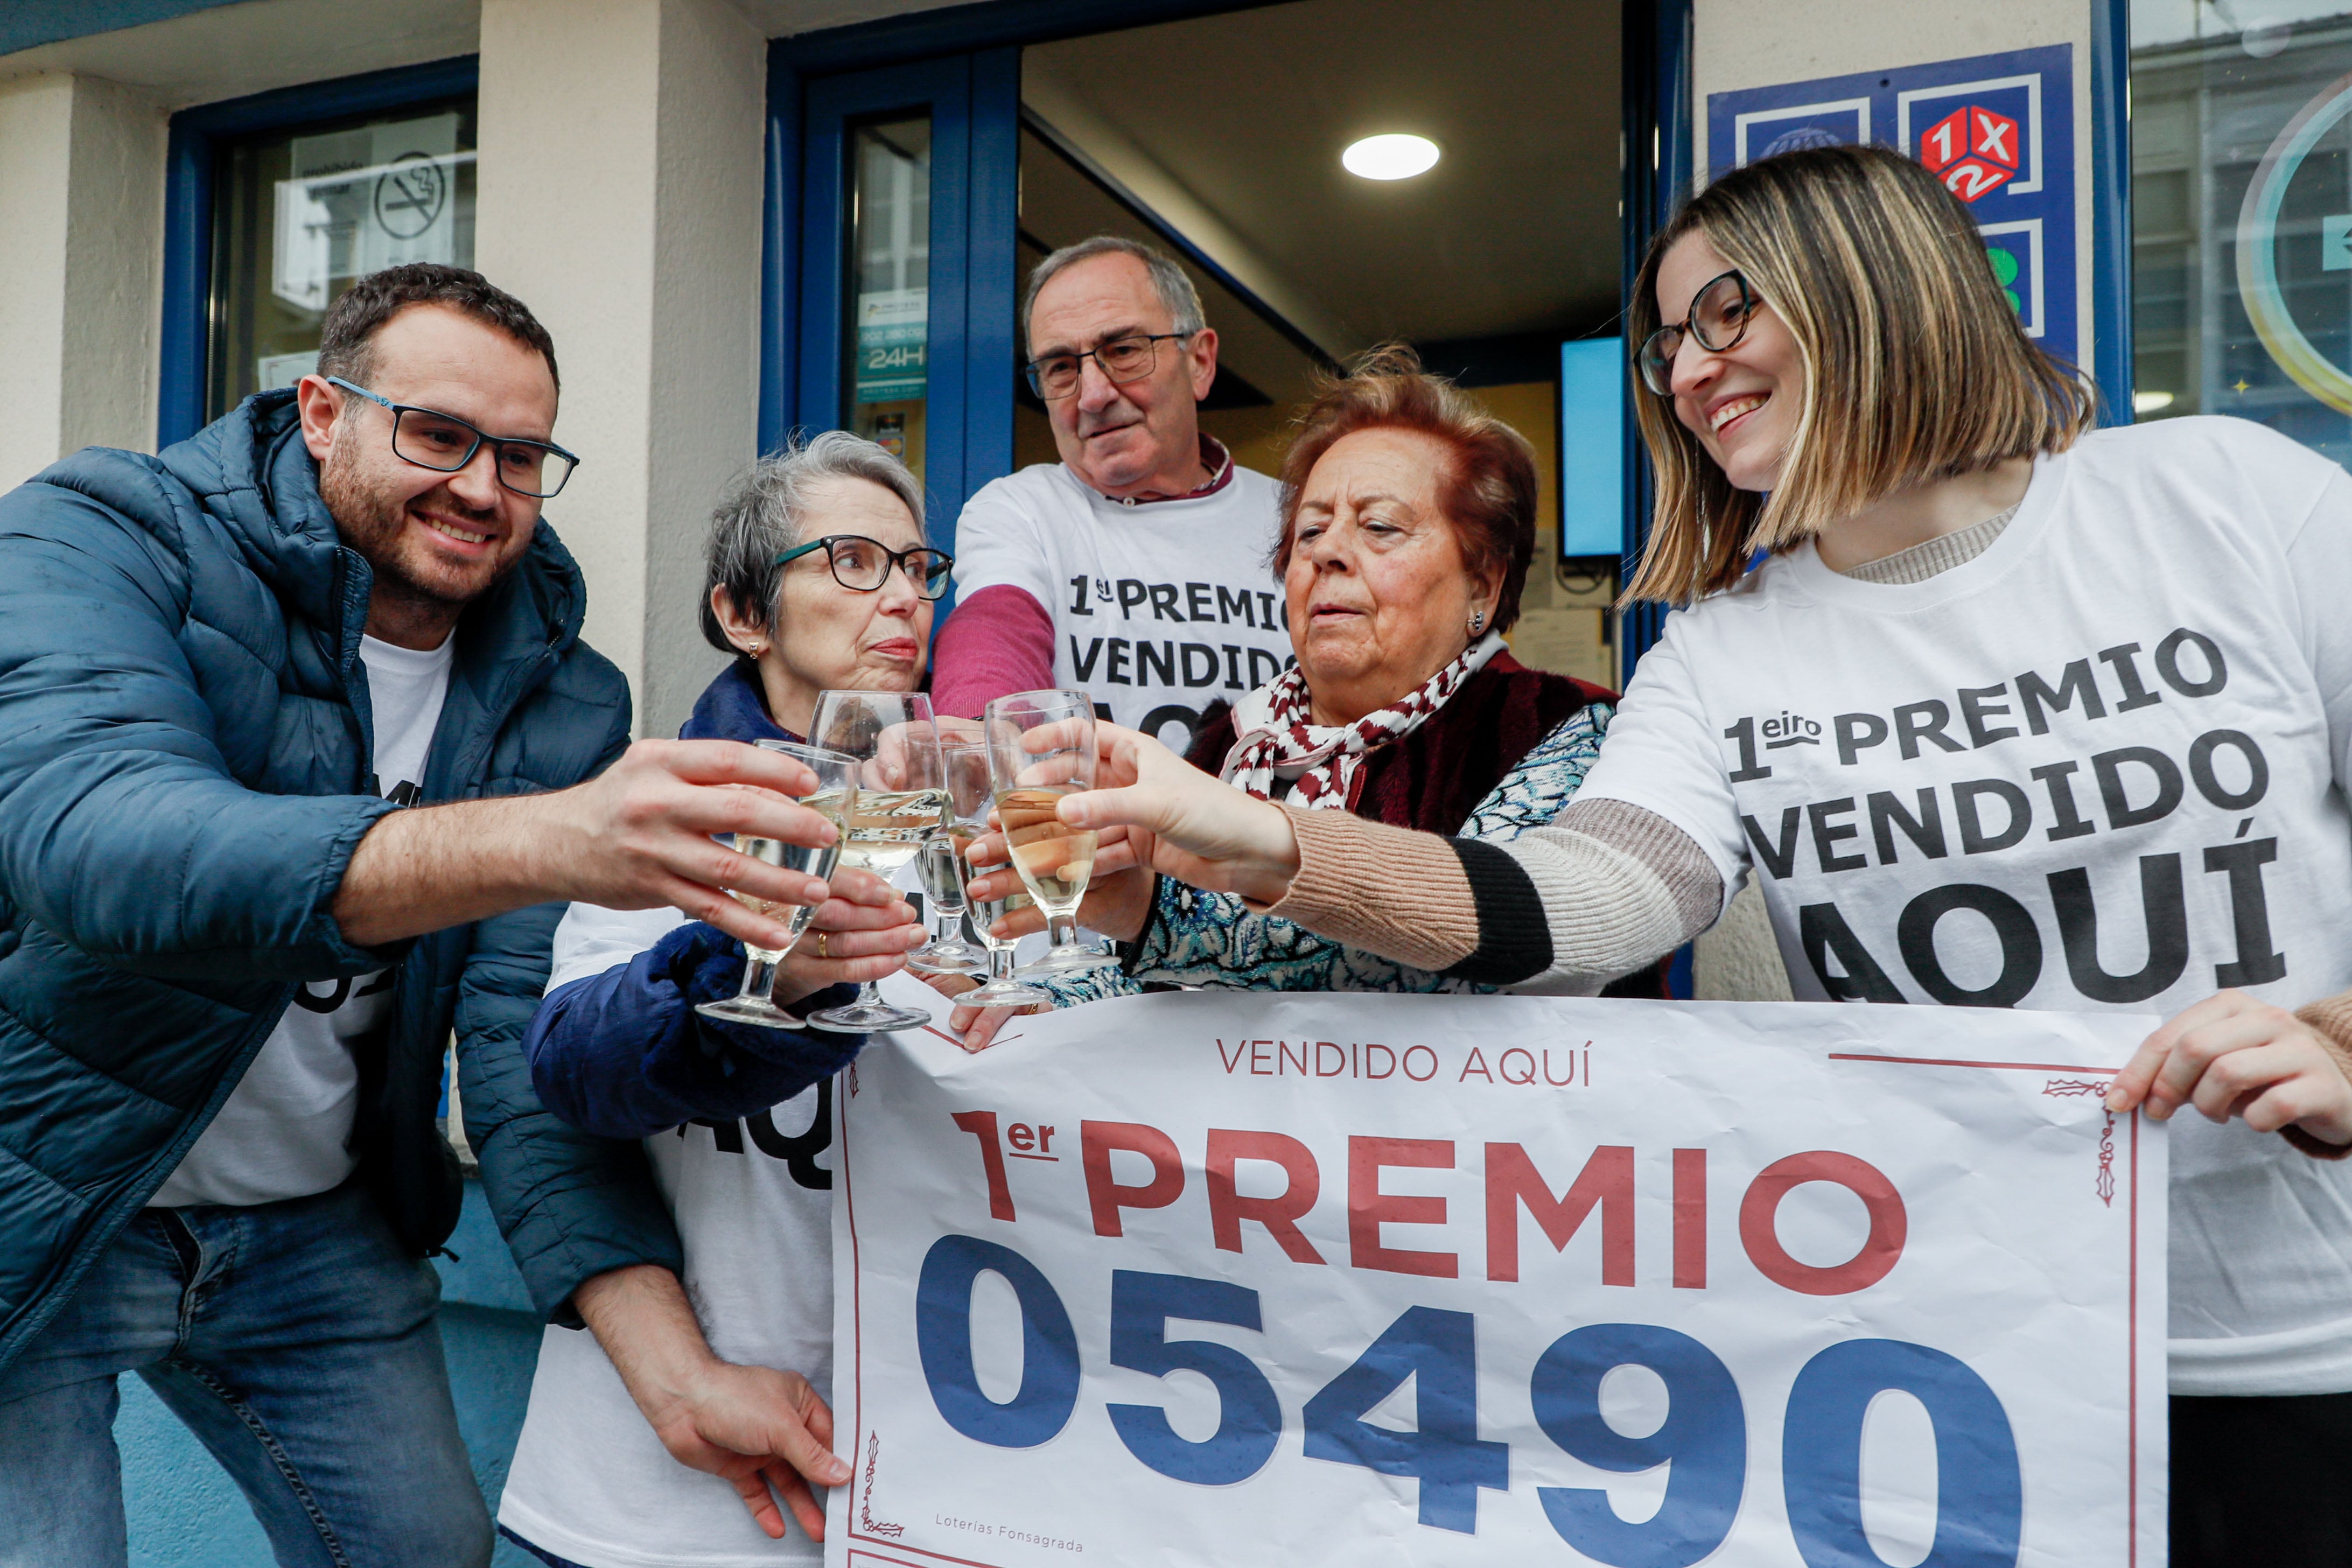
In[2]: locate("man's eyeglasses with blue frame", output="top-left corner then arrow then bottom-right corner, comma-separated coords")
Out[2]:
325,376 -> 581,499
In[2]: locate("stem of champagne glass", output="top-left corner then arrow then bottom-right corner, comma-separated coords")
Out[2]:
739,951 -> 781,1006
1047,912 -> 1079,951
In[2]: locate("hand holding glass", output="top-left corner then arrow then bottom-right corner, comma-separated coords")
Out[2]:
694,740 -> 856,1027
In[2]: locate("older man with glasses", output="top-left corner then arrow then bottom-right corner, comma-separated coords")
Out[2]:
933,235 -> 1295,753
0,262 -> 872,1566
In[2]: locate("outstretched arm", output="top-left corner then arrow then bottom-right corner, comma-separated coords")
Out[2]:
975,723 -> 1717,990
334,737 -> 847,952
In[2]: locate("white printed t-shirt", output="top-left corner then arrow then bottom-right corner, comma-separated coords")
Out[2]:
951,459 -> 1295,749
498,902 -> 839,1568
1574,416 -> 2352,1396
152,632 -> 453,1208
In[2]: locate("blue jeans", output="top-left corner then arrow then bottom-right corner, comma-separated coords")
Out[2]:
0,1180 -> 492,1567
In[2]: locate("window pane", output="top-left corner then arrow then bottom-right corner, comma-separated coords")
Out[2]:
207,97 -> 478,419
2130,7 -> 2352,454
843,116 -> 932,480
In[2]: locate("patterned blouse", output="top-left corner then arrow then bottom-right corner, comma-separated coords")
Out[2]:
1044,701 -> 1614,1003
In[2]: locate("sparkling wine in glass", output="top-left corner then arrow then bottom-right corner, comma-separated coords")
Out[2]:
694,739 -> 855,1027
944,732 -> 1049,1007
984,689 -> 1117,978
805,691 -> 946,1033
961,878 -> 1049,1009
905,730 -> 989,978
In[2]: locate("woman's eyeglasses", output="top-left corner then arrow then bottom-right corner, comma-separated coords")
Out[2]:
1636,270 -> 1759,396
774,535 -> 955,600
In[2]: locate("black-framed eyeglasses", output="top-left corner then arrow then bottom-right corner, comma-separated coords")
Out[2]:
774,535 -> 955,599
326,376 -> 580,498
1635,270 -> 1760,396
1023,332 -> 1193,401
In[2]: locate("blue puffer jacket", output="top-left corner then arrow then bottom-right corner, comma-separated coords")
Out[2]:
0,390 -> 682,1371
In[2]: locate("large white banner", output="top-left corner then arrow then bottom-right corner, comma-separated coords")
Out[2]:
828,989 -> 2165,1568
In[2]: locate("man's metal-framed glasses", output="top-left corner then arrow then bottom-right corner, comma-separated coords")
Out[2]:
326,377 -> 580,498
1635,270 -> 1759,396
1024,332 -> 1193,401
774,535 -> 956,600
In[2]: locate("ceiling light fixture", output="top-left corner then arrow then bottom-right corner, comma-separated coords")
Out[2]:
1342,134 -> 1440,181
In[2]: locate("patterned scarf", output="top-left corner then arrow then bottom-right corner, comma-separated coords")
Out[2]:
1219,631 -> 1506,810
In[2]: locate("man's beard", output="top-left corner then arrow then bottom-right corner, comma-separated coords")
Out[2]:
319,445 -> 516,614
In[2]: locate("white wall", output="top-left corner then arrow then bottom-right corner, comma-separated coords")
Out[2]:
0,71 -> 164,487
478,0 -> 961,738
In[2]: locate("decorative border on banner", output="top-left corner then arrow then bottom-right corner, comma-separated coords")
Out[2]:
841,1078 -> 1039,1568
1828,1051 -> 2144,1565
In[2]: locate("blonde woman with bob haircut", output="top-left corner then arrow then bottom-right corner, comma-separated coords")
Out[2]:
1031,143 -> 2352,1563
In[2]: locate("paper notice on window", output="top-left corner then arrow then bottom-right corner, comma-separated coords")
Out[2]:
272,113 -> 473,314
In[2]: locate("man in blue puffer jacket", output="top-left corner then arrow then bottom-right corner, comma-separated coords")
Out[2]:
0,265 -> 863,1567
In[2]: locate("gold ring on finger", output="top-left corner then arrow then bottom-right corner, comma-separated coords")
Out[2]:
816,931 -> 830,960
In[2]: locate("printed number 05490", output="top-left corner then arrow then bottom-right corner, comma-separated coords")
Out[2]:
911,1236 -> 2023,1565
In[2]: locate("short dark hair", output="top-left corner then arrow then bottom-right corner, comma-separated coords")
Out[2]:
1274,343 -> 1538,634
316,263 -> 561,393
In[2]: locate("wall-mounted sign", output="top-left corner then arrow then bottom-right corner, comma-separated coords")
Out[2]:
271,113 -> 472,316
1707,46 -> 2078,369
855,286 -> 929,403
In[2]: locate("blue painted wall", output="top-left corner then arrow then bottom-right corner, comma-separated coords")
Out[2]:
116,1181 -> 544,1567
1,0 -> 255,57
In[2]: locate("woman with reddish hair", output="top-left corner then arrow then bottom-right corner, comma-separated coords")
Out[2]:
950,345 -> 1654,1028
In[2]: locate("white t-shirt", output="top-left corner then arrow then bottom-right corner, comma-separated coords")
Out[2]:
951,460 -> 1296,751
498,902 -> 841,1568
152,633 -> 453,1208
1577,417 -> 2352,1396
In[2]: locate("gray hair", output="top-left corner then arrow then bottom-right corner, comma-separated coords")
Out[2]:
1021,235 -> 1206,356
699,429 -> 928,656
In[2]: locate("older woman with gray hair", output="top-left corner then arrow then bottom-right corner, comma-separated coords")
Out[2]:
493,432 -> 946,1568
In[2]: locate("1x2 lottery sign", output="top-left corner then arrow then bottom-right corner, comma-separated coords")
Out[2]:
828,982 -> 2165,1567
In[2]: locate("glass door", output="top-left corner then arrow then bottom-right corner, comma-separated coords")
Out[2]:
795,52 -> 1018,589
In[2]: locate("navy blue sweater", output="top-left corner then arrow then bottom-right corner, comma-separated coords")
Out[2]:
524,664 -> 862,1139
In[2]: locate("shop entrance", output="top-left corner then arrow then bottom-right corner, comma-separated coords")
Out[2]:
781,0 -> 1636,687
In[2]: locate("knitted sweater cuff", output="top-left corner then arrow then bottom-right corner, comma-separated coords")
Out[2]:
1258,808 -> 1479,972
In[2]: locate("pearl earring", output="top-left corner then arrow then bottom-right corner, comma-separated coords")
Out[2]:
1468,611 -> 1485,635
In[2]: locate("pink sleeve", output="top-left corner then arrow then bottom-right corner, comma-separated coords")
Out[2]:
932,584 -> 1057,719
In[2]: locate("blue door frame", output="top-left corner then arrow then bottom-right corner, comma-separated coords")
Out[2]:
785,51 -> 1018,583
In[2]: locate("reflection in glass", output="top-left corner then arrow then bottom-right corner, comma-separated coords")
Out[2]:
844,116 -> 932,480
207,99 -> 478,419
2131,5 -> 2352,460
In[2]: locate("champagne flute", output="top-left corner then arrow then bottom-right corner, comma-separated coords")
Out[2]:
943,734 -> 1049,1007
905,730 -> 988,979
962,874 -> 1051,1009
984,689 -> 1118,977
804,691 -> 948,1032
694,739 -> 857,1026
